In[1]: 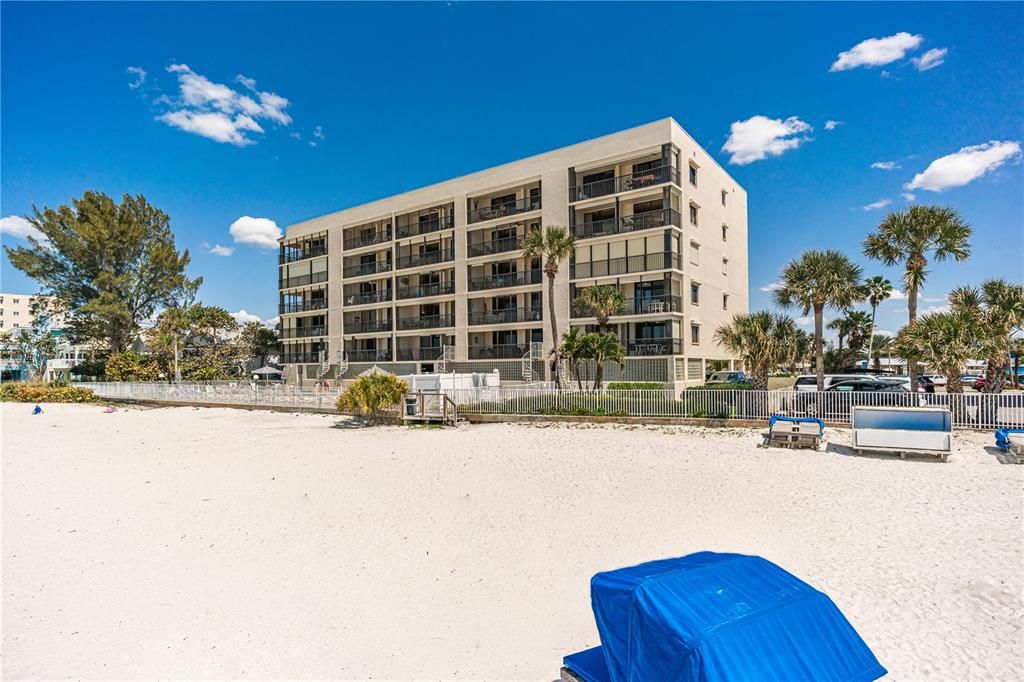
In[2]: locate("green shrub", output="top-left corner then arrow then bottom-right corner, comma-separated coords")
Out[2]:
105,351 -> 161,381
688,383 -> 753,391
337,373 -> 408,425
0,383 -> 95,403
606,382 -> 664,390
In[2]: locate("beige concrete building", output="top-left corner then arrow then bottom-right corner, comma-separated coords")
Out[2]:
277,118 -> 748,387
0,292 -> 64,332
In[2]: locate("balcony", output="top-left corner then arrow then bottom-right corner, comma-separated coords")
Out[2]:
347,348 -> 392,363
279,299 -> 328,314
468,269 -> 543,291
627,338 -> 683,356
467,235 -> 522,258
343,229 -> 392,250
343,260 -> 392,278
397,314 -> 455,331
396,346 -> 446,361
573,208 -> 682,240
571,294 -> 683,318
345,319 -> 392,334
468,196 -> 541,224
571,252 -> 682,279
279,244 -> 327,264
468,306 -> 543,325
344,290 -> 392,306
396,216 -> 454,239
281,352 -> 324,364
571,165 -> 679,202
468,344 -> 531,359
279,271 -> 328,289
279,325 -> 326,339
396,281 -> 456,300
396,248 -> 455,270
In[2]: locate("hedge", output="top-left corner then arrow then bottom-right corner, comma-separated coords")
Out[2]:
606,382 -> 665,390
0,383 -> 96,403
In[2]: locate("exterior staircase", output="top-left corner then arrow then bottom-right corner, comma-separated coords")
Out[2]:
521,341 -> 543,382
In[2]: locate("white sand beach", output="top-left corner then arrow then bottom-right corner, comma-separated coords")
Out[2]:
2,402 -> 1022,681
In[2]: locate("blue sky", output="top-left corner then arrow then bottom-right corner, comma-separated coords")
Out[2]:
2,1 -> 1022,336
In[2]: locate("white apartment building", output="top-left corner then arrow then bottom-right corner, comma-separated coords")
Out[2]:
0,292 -> 64,331
277,118 -> 749,388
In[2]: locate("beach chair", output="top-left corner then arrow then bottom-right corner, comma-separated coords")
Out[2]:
767,415 -> 825,449
852,406 -> 953,462
561,552 -> 886,682
995,428 -> 1024,464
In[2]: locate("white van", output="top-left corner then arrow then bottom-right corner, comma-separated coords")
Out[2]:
793,374 -> 871,392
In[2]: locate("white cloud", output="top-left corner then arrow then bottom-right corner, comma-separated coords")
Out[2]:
880,70 -> 892,79
229,216 -> 281,249
824,120 -> 841,131
922,304 -> 951,315
126,66 -> 147,89
912,47 -> 947,71
830,32 -> 923,72
905,140 -> 1022,192
155,64 -> 292,145
902,192 -> 916,201
871,161 -> 900,170
209,244 -> 234,256
0,215 -> 45,242
862,198 -> 892,211
889,289 -> 908,300
722,115 -> 812,165
796,316 -> 814,327
289,132 -> 301,140
759,282 -> 784,292
231,310 -> 278,328
313,125 -> 325,140
874,329 -> 895,337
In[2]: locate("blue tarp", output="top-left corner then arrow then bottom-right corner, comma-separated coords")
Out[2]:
995,428 -> 1024,452
768,415 -> 825,435
569,552 -> 886,682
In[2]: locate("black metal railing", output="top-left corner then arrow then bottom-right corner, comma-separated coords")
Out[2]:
396,346 -> 446,361
571,294 -> 683,318
343,260 -> 392,278
573,208 -> 682,240
626,338 -> 683,356
279,326 -> 326,339
279,270 -> 328,289
396,215 -> 455,238
347,348 -> 392,362
343,229 -> 392,250
280,352 -> 324,364
343,289 -> 392,306
279,244 -> 327,264
396,248 -> 455,270
467,307 -> 543,325
468,270 -> 543,291
397,314 -> 455,330
467,235 -> 521,258
396,281 -> 456,300
344,319 -> 392,333
279,299 -> 328,314
468,196 -> 541,224
571,165 -> 679,202
570,252 -> 681,279
468,344 -> 531,359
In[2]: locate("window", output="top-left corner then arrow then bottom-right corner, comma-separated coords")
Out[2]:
689,241 -> 700,265
12,299 -> 19,304
687,358 -> 703,380
12,311 -> 18,316
689,203 -> 699,226
721,189 -> 728,206
722,224 -> 728,241
690,324 -> 701,345
688,164 -> 698,186
722,258 -> 729,276
690,282 -> 700,305
722,293 -> 729,310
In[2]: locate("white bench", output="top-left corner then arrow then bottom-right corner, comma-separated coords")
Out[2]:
851,406 -> 953,462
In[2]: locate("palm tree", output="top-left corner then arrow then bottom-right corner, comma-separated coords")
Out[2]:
578,285 -> 626,332
870,334 -> 892,372
558,328 -> 587,390
863,205 -> 972,390
1011,336 -> 1024,390
336,372 -> 409,425
862,275 -> 894,362
589,332 -> 625,389
522,225 -> 575,386
714,312 -> 800,390
949,279 -> 1024,394
894,312 -> 977,394
844,311 -> 873,352
826,316 -> 851,351
773,250 -> 864,391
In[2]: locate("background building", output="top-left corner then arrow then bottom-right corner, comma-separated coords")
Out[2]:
277,118 -> 749,388
0,292 -> 64,331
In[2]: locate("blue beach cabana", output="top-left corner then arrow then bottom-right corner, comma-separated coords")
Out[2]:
562,552 -> 886,682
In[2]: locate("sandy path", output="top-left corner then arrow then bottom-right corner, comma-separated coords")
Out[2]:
2,403 -> 1022,680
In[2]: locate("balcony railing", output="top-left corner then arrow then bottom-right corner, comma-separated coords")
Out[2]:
571,165 -> 679,202
396,216 -> 454,239
279,299 -> 328,314
280,352 -> 324,364
397,314 -> 455,330
573,208 -> 682,240
279,270 -> 328,289
396,281 -> 456,300
396,248 -> 455,270
343,260 -> 392,278
468,196 -> 541,224
347,348 -> 392,363
396,346 -> 446,361
571,294 -> 683,318
343,229 -> 392,250
343,289 -> 392,306
468,344 -> 531,359
467,235 -> 522,258
344,319 -> 392,333
279,326 -> 326,339
627,338 -> 683,356
571,252 -> 682,279
467,306 -> 543,325
468,269 -> 543,291
279,244 -> 327,264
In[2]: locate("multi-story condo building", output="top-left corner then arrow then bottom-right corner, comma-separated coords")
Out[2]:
277,118 -> 748,388
0,292 -> 64,331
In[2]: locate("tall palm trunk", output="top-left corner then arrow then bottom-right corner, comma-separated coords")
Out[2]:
907,280 -> 919,392
546,271 -> 560,387
867,303 -> 877,368
814,303 -> 825,391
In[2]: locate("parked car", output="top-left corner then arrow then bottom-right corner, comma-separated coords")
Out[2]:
794,378 -> 913,418
793,374 -> 870,392
707,371 -> 751,385
960,374 -> 982,384
973,376 -> 987,391
921,373 -> 947,387
888,375 -> 936,393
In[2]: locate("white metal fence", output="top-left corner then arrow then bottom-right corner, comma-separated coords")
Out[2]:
78,381 -> 342,410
